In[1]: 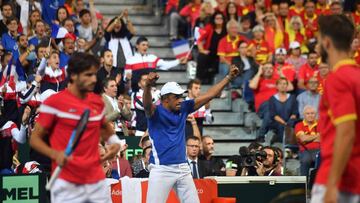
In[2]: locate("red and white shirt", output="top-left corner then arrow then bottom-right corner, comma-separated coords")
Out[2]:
37,89 -> 106,184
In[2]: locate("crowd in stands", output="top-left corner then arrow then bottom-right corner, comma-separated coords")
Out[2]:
0,0 -> 359,185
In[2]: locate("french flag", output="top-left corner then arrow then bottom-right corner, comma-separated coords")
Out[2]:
0,57 -> 24,90
51,24 -> 69,39
171,39 -> 190,59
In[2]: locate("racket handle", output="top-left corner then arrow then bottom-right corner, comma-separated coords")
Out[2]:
46,166 -> 62,190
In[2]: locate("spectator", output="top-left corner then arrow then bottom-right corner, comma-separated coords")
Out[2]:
315,0 -> 330,15
262,146 -> 282,176
125,36 -> 186,92
196,11 -> 227,84
217,20 -> 247,89
269,77 -> 298,143
40,51 -> 66,93
284,16 -> 308,53
117,94 -> 134,136
132,146 -> 152,178
195,2 -> 214,28
98,144 -> 112,178
288,0 -> 305,18
297,51 -> 319,90
295,105 -> 320,176
101,77 -> 132,133
285,41 -> 307,73
169,0 -> 201,40
77,7 -> 100,50
249,25 -> 272,65
315,63 -> 329,95
214,0 -> 228,16
353,0 -> 360,26
273,48 -> 296,83
59,34 -> 76,67
186,136 -> 206,178
111,150 -> 132,178
329,1 -> 343,15
28,20 -> 48,47
0,3 -> 15,36
26,9 -> 42,37
239,15 -> 253,40
16,0 -> 41,36
263,13 -> 283,52
54,6 -> 69,25
105,11 -> 135,69
276,1 -> 290,34
303,0 -> 318,43
226,2 -> 239,23
41,0 -> 65,26
231,41 -> 258,103
185,79 -> 213,137
199,135 -> 226,176
2,17 -> 20,53
297,77 -> 320,119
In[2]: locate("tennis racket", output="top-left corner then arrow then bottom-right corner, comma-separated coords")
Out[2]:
46,109 -> 91,190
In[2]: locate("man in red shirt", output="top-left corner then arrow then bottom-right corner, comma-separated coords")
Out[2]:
289,0 -> 305,18
310,15 -> 360,203
303,0 -> 318,42
30,53 -> 122,202
353,1 -> 360,26
298,51 -> 319,90
273,48 -> 296,83
315,63 -> 329,95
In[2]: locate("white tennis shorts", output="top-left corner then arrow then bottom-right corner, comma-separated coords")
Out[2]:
311,184 -> 360,203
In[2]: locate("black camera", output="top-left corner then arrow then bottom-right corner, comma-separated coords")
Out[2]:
241,150 -> 267,167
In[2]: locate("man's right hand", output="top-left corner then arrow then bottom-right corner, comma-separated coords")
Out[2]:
53,150 -> 68,167
145,72 -> 159,87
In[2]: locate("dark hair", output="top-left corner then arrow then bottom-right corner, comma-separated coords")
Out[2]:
330,1 -> 342,7
1,2 -> 12,11
318,14 -> 354,52
211,11 -> 226,29
307,49 -> 318,56
79,9 -> 90,18
67,53 -> 100,82
187,78 -> 201,90
107,17 -> 130,39
142,146 -> 152,157
102,77 -> 116,93
5,16 -> 18,25
240,14 -> 252,23
136,36 -> 148,45
61,17 -> 74,26
248,142 -> 263,151
16,34 -> 26,42
276,77 -> 289,85
262,146 -> 279,165
56,6 -> 69,22
186,135 -> 201,142
33,19 -> 45,30
141,136 -> 150,145
36,41 -> 49,54
226,2 -> 239,22
100,48 -> 112,58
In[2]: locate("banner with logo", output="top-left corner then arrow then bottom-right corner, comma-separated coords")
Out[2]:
111,178 -> 218,203
0,174 -> 48,203
118,136 -> 143,161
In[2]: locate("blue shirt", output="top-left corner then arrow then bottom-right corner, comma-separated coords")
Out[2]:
28,36 -> 40,47
2,32 -> 18,53
148,100 -> 195,165
59,52 -> 70,68
41,0 -> 65,25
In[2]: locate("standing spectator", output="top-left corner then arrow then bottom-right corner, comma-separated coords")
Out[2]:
269,77 -> 298,143
353,0 -> 360,26
263,13 -> 284,52
249,25 -> 272,65
329,1 -> 343,15
40,51 -> 66,93
297,51 -> 318,90
273,48 -> 296,83
276,1 -> 290,35
0,3 -> 15,36
26,9 -> 42,37
217,20 -> 247,84
105,10 -> 135,69
239,15 -> 253,40
284,16 -> 308,53
186,136 -> 207,179
297,77 -> 320,119
214,0 -> 228,16
195,2 -> 214,28
59,34 -> 76,67
125,36 -> 186,92
295,105 -> 320,176
2,17 -> 20,53
54,6 -> 69,25
77,9 -> 102,53
16,0 -> 41,36
199,136 -> 226,176
196,11 -> 227,84
285,41 -> 307,73
315,0 -> 330,15
28,20 -> 48,47
303,0 -> 318,44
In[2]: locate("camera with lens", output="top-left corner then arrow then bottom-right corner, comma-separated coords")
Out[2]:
241,150 -> 267,167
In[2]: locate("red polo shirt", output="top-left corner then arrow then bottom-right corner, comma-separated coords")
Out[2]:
298,63 -> 319,84
302,14 -> 319,39
248,39 -> 271,65
315,59 -> 360,194
289,6 -> 305,18
316,73 -> 326,95
315,4 -> 330,15
295,120 -> 320,152
218,35 -> 245,62
353,11 -> 360,26
274,63 -> 296,82
253,75 -> 279,112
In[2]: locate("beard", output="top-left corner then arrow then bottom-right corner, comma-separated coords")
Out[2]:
320,44 -> 329,63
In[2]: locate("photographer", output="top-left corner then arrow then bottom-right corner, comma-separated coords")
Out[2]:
262,146 -> 282,176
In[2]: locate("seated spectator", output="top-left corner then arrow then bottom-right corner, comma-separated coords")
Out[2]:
59,34 -> 76,67
217,20 -> 248,90
118,94 -> 135,136
105,10 -> 135,69
273,48 -> 296,83
2,17 -> 21,53
297,51 -> 319,90
303,0 -> 318,43
288,0 -> 305,18
329,1 -> 343,15
285,41 -> 307,73
16,0 -> 41,36
169,0 -> 201,40
54,6 -> 70,25
295,105 -> 320,176
249,25 -> 272,65
284,16 -> 308,53
125,36 -> 186,92
101,77 -> 132,133
199,136 -> 226,176
0,3 -> 21,36
26,10 -> 42,37
133,146 -> 152,178
315,0 -> 330,15
28,20 -> 48,47
196,11 -> 227,84
315,63 -> 329,95
111,149 -> 132,179
226,2 -> 239,23
297,77 -> 320,119
185,79 -> 213,137
269,78 -> 298,143
186,136 -> 206,179
239,15 -> 253,40
40,51 -> 66,93
214,0 -> 227,16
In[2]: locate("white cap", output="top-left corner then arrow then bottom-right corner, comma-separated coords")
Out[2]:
160,82 -> 187,96
289,41 -> 301,49
275,48 -> 287,55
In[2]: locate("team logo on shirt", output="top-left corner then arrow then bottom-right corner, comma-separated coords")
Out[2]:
69,108 -> 77,113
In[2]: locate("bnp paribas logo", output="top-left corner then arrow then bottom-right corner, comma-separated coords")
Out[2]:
1,175 -> 40,203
